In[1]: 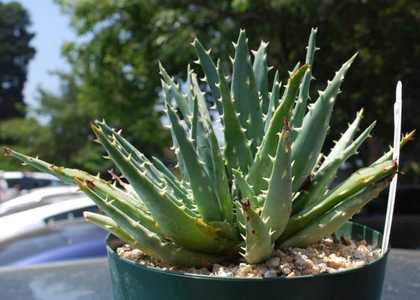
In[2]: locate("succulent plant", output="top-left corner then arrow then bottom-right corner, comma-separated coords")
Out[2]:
4,28 -> 414,267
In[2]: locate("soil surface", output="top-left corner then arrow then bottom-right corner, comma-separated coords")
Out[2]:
116,236 -> 382,278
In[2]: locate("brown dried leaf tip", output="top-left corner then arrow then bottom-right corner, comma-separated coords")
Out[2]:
2,147 -> 11,156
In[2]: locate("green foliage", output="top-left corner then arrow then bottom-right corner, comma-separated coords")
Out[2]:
5,30 -> 401,267
0,1 -> 35,164
0,1 -> 35,120
0,74 -> 104,172
5,0 -> 417,179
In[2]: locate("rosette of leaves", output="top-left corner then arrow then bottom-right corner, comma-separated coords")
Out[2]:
4,28 -> 413,267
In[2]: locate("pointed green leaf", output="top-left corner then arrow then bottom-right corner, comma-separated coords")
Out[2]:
165,103 -> 223,221
262,121 -> 292,240
283,160 -> 396,239
84,210 -> 228,267
159,80 -> 192,182
96,121 -> 192,209
373,130 -> 415,164
233,200 -> 246,235
253,41 -> 270,114
292,121 -> 376,214
3,148 -> 73,185
240,201 -> 273,264
231,30 -> 264,153
291,62 -> 301,73
170,130 -> 191,182
149,156 -> 195,212
75,176 -> 162,235
282,178 -> 391,247
91,124 -> 235,253
190,73 -> 233,222
192,38 -> 223,115
160,63 -> 192,121
318,109 -> 364,173
247,64 -> 308,196
185,64 -> 194,103
2,148 -> 160,227
190,96 -> 199,149
189,89 -> 214,182
290,27 -> 318,141
265,70 -> 281,132
218,62 -> 253,172
232,169 -> 260,209
291,53 -> 358,192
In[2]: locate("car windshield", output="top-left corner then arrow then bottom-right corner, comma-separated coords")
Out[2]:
0,220 -> 106,266
4,179 -> 22,189
0,193 -> 83,217
6,178 -> 61,190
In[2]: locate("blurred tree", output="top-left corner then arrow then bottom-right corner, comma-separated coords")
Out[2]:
0,73 -> 106,172
56,0 -> 172,163
10,0 -> 417,180
0,1 -> 35,120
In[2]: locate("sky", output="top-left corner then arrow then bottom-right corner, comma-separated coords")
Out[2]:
5,0 -> 75,107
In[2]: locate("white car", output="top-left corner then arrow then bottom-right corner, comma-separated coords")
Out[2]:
0,186 -> 82,217
0,171 -> 63,202
0,195 -> 96,244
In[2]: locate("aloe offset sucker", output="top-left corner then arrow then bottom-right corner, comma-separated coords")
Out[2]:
4,29 -> 408,267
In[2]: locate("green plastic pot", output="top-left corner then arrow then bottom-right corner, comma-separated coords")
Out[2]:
106,222 -> 388,300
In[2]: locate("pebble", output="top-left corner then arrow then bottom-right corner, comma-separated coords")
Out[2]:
279,263 -> 292,275
325,254 -> 347,269
264,270 -> 278,278
266,257 -> 280,268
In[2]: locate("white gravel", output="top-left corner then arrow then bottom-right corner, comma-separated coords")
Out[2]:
116,236 -> 382,278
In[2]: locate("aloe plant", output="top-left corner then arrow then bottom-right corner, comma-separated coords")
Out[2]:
4,28 -> 413,267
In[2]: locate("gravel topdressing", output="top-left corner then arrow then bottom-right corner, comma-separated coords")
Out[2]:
116,236 -> 382,279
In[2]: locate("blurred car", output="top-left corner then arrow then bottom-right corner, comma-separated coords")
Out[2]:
0,195 -> 96,243
0,218 -> 107,267
0,185 -> 82,217
0,171 -> 63,202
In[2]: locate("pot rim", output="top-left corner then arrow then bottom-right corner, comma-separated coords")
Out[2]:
106,221 -> 389,282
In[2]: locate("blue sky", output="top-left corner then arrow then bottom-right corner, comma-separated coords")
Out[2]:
6,0 -> 75,106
